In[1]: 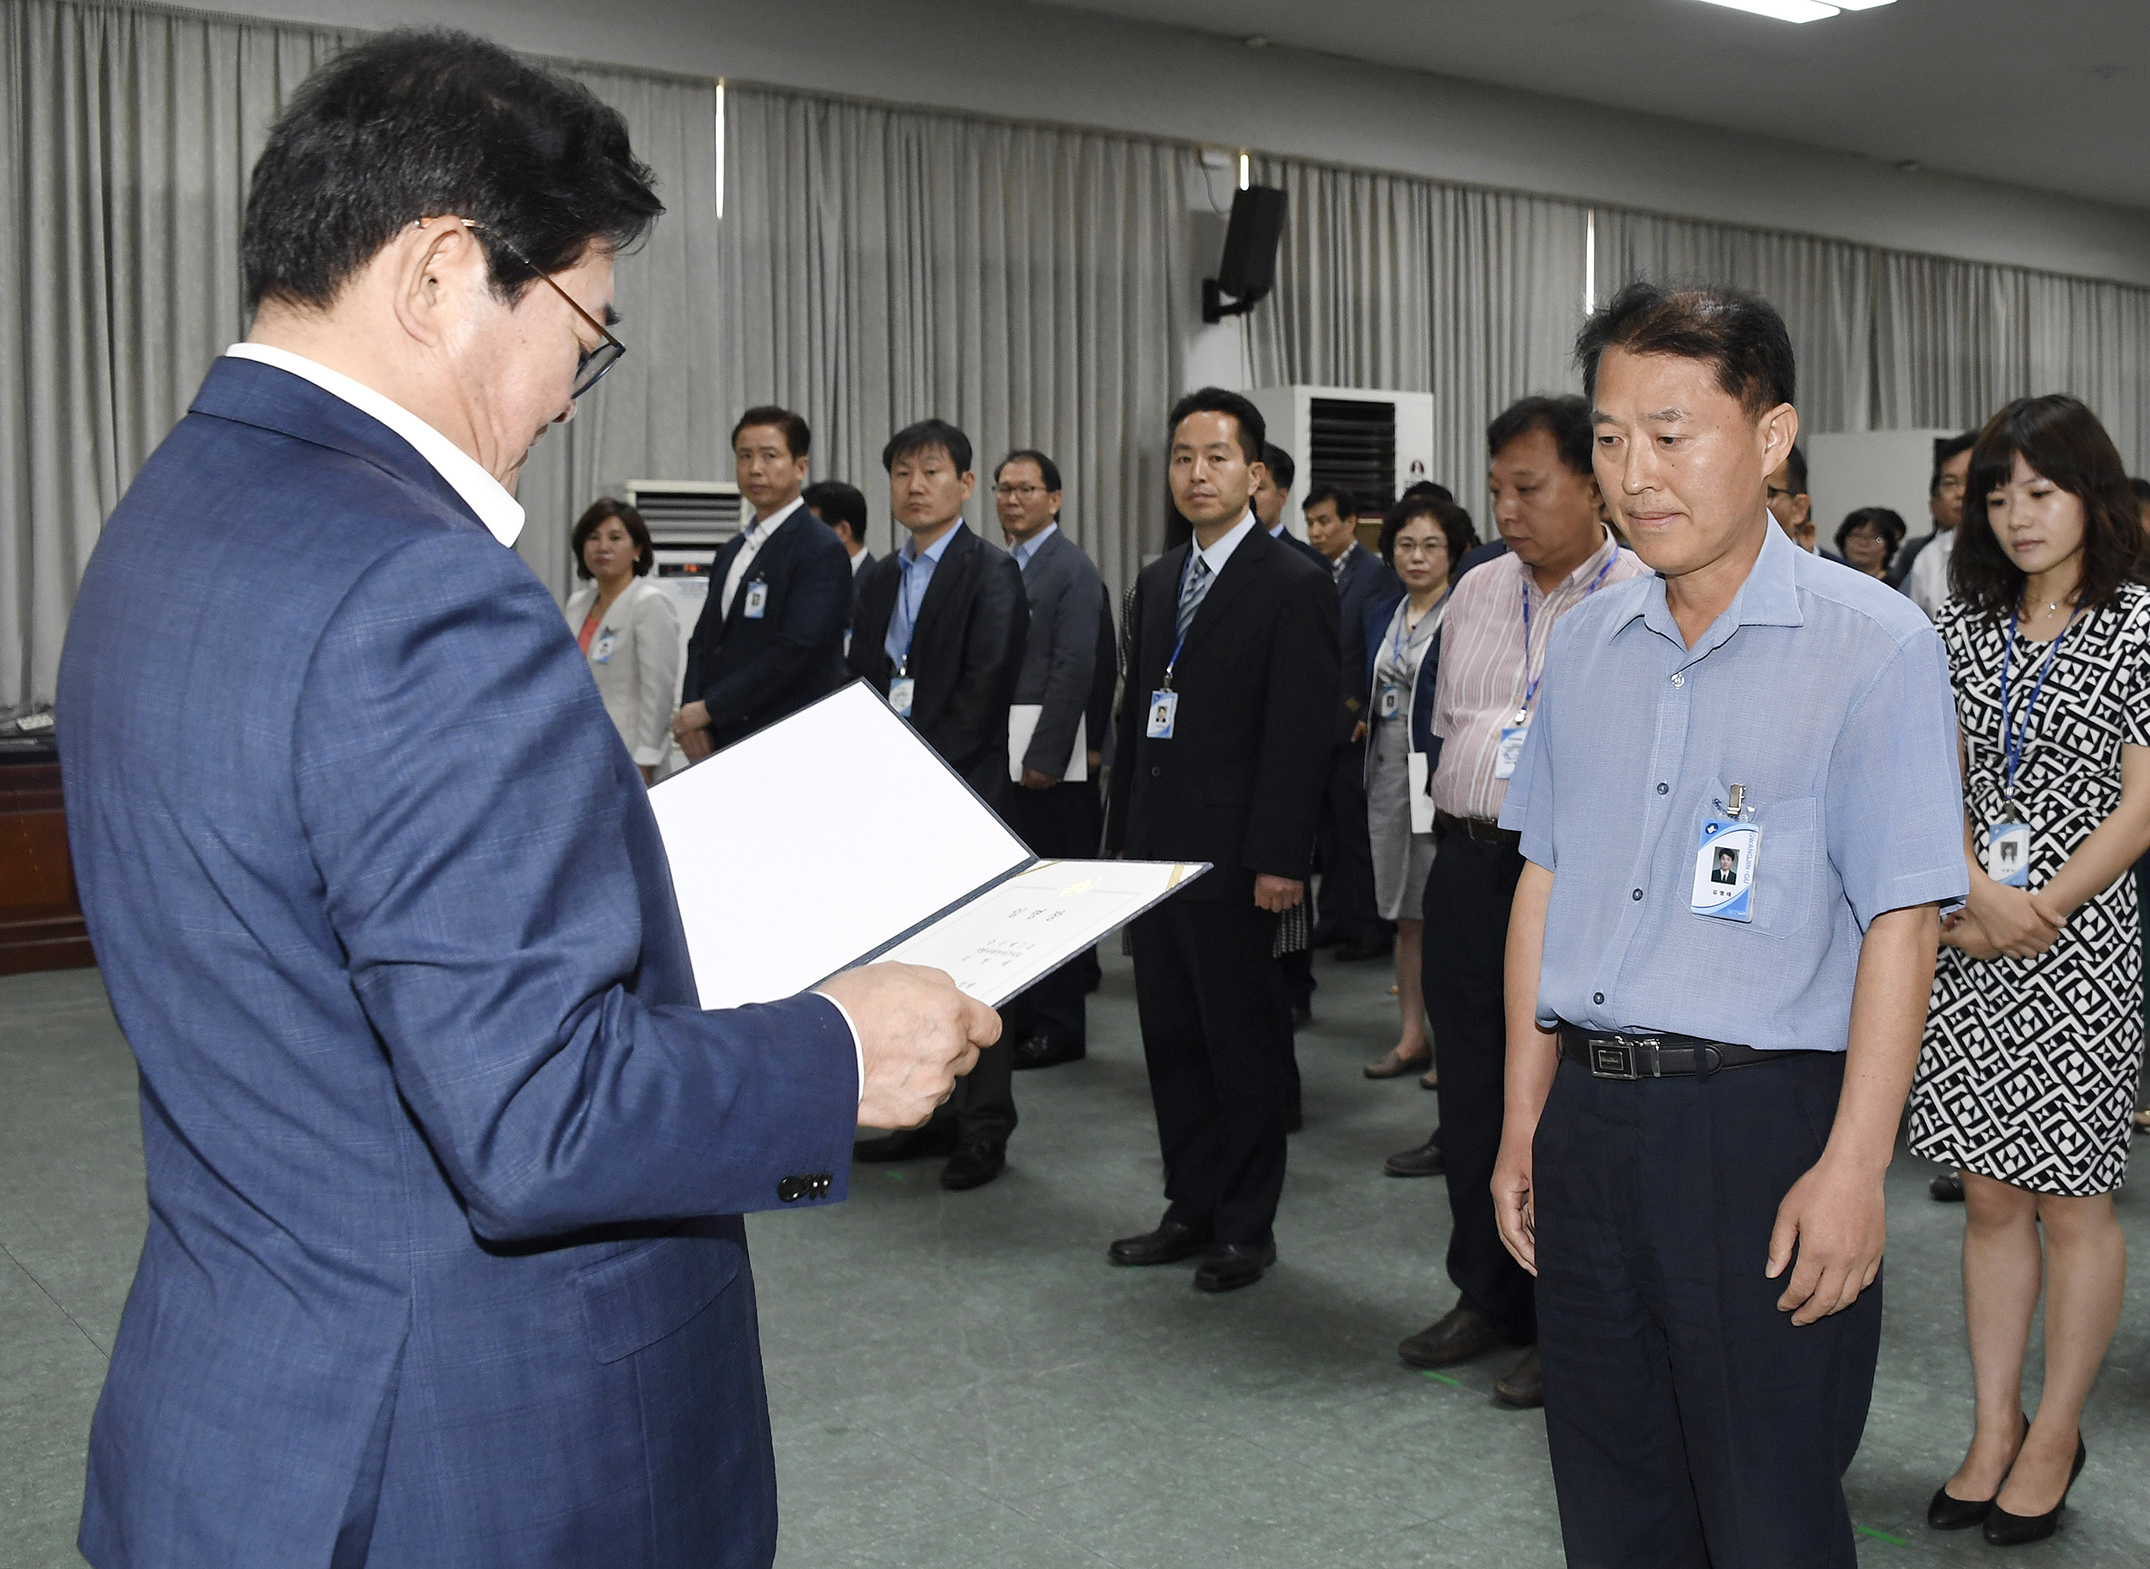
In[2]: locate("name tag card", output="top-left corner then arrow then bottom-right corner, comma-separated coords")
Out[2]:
1493,721 -> 1529,780
888,677 -> 916,718
1986,822 -> 2031,888
590,631 -> 617,665
1146,690 -> 1178,740
1690,817 -> 1760,923
1377,684 -> 1403,720
743,581 -> 769,619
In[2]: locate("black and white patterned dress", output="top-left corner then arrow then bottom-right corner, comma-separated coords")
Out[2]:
1907,583 -> 2150,1196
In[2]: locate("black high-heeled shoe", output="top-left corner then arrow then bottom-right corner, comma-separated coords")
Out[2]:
1983,1433 -> 2087,1546
1926,1411 -> 2028,1531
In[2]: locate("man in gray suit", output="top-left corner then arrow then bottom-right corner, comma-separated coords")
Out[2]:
996,449 -> 1105,1070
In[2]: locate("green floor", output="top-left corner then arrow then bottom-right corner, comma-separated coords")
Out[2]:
4,950 -> 2148,1567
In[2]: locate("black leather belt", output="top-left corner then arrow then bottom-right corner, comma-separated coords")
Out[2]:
1434,810 -> 1520,849
1557,1025 -> 1809,1080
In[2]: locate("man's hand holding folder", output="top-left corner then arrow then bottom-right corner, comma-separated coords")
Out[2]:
818,962 -> 1002,1129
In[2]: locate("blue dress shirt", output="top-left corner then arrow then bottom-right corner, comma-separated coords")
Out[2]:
1500,520 -> 1966,1053
1009,520 -> 1058,570
884,520 -> 965,668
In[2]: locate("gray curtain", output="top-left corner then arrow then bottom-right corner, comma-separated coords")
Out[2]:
1244,156 -> 1591,509
717,86 -> 1195,594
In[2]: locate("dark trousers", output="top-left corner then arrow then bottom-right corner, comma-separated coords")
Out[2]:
1001,781 -> 1092,1047
1314,742 -> 1385,941
1130,898 -> 1288,1246
1422,826 -> 1534,1341
1534,1052 -> 1879,1569
928,1026 -> 1015,1145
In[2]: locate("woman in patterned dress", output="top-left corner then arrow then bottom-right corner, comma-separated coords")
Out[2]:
1906,396 -> 2150,1545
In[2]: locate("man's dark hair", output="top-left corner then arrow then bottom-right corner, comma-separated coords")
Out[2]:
1169,388 -> 1266,465
1781,443 -> 1809,497
1929,430 -> 1977,496
243,30 -> 661,311
733,406 -> 810,458
1261,444 -> 1297,491
995,448 -> 1064,497
570,497 -> 653,580
1575,282 -> 1796,419
1303,484 -> 1358,520
882,418 -> 973,476
1379,495 -> 1477,585
1401,479 -> 1454,505
1487,395 -> 1594,479
1952,395 -> 2150,619
802,480 -> 866,543
1836,506 -> 1906,569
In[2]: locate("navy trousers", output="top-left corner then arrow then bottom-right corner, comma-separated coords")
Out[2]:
1533,1050 -> 1881,1569
1001,781 -> 1093,1047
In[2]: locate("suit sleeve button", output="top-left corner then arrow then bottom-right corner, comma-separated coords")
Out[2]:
778,1177 -> 804,1203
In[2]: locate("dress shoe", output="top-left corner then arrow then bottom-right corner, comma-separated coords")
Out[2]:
1493,1346 -> 1544,1409
1011,1033 -> 1085,1070
1384,1134 -> 1445,1177
1365,1045 -> 1432,1079
1931,1171 -> 1966,1201
1927,1411 -> 2028,1531
1334,936 -> 1393,963
1984,1434 -> 2086,1545
939,1140 -> 1006,1190
1194,1240 -> 1276,1292
1399,1305 -> 1508,1369
853,1125 -> 958,1163
1108,1219 -> 1213,1266
1310,921 -> 1345,949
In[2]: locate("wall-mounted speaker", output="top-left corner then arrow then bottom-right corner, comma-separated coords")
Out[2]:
1203,185 -> 1287,324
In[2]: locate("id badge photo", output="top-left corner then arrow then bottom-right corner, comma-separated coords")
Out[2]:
1985,822 -> 2031,888
1146,690 -> 1178,740
888,676 -> 916,718
590,631 -> 617,665
1690,817 -> 1761,923
1377,684 -> 1402,720
743,581 -> 769,619
1493,722 -> 1528,780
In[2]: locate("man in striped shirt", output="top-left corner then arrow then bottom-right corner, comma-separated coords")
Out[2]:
1391,395 -> 1647,1406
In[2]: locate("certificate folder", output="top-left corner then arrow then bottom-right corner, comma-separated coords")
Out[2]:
648,681 -> 1206,1010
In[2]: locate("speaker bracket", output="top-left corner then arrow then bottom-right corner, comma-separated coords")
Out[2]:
1202,278 -> 1257,325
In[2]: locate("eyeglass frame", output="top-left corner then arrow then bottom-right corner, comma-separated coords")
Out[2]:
457,219 -> 626,399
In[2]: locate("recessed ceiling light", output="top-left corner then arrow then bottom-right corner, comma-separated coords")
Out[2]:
1689,0 -> 1897,19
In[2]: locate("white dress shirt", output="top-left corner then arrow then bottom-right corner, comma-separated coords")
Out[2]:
1907,528 -> 1955,621
222,343 -> 525,547
1204,512 -> 1260,574
722,495 -> 807,616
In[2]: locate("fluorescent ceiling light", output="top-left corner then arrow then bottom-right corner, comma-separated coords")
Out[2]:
1831,1 -> 1899,9
1690,0 -> 1842,18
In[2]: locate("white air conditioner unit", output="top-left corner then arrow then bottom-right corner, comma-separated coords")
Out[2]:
1245,387 -> 1438,544
621,480 -> 744,684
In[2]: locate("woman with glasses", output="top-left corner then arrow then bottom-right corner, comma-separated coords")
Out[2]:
1360,494 -> 1479,1083
1835,505 -> 1907,580
1906,396 -> 2150,1546
563,498 -> 680,784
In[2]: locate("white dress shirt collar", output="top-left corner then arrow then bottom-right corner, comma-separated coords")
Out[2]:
222,343 -> 525,547
748,494 -> 807,540
1010,520 -> 1059,568
1195,512 -> 1259,577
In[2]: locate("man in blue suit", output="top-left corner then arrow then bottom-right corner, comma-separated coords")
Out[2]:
57,32 -> 995,1569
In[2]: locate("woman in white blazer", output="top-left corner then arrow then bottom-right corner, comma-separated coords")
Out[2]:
563,499 -> 680,784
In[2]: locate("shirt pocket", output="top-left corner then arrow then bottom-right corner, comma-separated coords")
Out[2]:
1750,795 -> 1820,941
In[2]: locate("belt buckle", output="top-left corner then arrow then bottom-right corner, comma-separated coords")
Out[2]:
1587,1034 -> 1659,1081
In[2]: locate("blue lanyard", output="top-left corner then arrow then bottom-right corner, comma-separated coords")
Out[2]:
1387,589 -> 1443,679
1999,603 -> 2081,800
1518,551 -> 1617,715
1163,547 -> 1203,690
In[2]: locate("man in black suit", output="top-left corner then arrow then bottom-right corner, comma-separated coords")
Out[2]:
802,479 -> 873,642
1304,483 -> 1400,961
1105,389 -> 1338,1293
673,406 -> 851,759
848,419 -> 1029,1188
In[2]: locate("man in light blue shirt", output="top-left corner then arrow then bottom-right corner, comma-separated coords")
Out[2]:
1492,284 -> 1965,1569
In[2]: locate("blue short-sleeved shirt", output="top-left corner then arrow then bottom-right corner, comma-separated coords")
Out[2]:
1498,520 -> 1967,1053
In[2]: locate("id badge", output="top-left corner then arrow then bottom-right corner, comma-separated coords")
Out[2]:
590,631 -> 617,665
743,581 -> 769,619
1493,722 -> 1529,780
1146,690 -> 1179,739
888,677 -> 916,718
1377,685 -> 1402,720
1690,817 -> 1761,922
1986,822 -> 2031,888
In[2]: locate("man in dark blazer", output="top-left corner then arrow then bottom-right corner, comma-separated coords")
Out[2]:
673,406 -> 851,759
849,418 -> 1029,1187
54,33 -> 993,1569
1304,484 -> 1401,959
1105,389 -> 1339,1293
993,448 -> 1106,1071
803,478 -> 875,628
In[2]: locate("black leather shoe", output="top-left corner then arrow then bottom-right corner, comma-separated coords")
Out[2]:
1399,1306 -> 1508,1369
1984,1434 -> 2086,1545
1193,1240 -> 1275,1292
1011,1033 -> 1085,1070
1931,1171 -> 1966,1201
1493,1346 -> 1544,1408
1927,1410 -> 2028,1531
1334,936 -> 1393,962
939,1140 -> 1006,1190
853,1125 -> 958,1163
1384,1135 -> 1445,1178
1108,1220 -> 1213,1266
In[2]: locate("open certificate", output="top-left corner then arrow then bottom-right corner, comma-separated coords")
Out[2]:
648,681 -> 1206,1010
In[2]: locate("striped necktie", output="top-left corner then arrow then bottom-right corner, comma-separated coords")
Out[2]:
1175,553 -> 1212,644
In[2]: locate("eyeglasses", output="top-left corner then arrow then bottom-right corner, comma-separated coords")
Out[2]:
462,220 -> 626,398
995,484 -> 1048,500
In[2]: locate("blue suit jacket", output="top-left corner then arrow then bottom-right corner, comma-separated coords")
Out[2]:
59,357 -> 859,1569
1362,591 -> 1442,765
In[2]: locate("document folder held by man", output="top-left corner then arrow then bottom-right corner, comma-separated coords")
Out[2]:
649,681 -> 1205,1010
